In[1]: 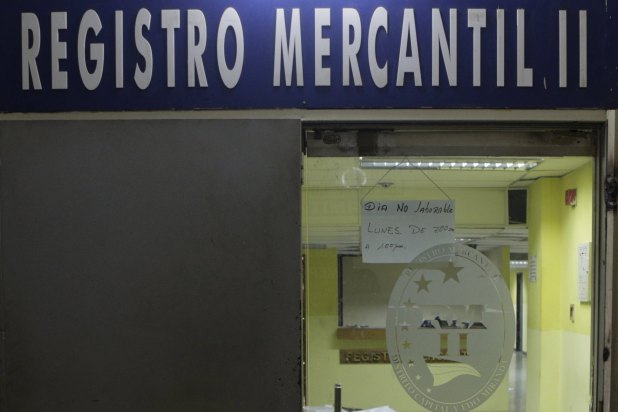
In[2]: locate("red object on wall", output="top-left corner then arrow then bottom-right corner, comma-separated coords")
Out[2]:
565,188 -> 577,206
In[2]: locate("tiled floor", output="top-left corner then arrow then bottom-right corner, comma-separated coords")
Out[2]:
508,351 -> 527,411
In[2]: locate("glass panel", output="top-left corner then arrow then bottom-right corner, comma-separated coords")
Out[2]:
303,152 -> 594,412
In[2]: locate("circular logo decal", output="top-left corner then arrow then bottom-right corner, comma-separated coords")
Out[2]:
386,244 -> 515,411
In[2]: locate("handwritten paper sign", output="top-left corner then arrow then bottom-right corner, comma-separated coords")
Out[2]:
361,200 -> 455,263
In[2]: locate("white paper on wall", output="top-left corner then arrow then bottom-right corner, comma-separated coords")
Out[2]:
578,242 -> 591,302
529,255 -> 538,282
361,200 -> 455,263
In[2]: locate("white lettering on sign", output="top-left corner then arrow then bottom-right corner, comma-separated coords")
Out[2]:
368,7 -> 388,88
559,10 -> 567,88
432,8 -> 457,87
162,9 -> 180,88
51,12 -> 68,90
187,9 -> 208,88
314,8 -> 331,87
496,9 -> 504,87
361,200 -> 455,263
468,9 -> 486,87
396,9 -> 421,87
342,8 -> 363,86
217,7 -> 244,89
273,8 -> 303,87
21,13 -> 42,90
18,8 -> 589,92
78,10 -> 104,91
134,8 -> 153,90
516,9 -> 533,87
579,10 -> 587,88
115,11 -> 124,88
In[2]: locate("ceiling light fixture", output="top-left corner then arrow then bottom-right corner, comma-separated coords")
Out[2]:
510,260 -> 529,268
360,158 -> 543,171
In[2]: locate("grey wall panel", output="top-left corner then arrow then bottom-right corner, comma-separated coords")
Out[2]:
0,120 -> 301,412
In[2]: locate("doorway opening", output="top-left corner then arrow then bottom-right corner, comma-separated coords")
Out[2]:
301,124 -> 601,412
516,272 -> 524,353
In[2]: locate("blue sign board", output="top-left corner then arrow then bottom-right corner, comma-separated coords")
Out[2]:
1,0 -> 617,111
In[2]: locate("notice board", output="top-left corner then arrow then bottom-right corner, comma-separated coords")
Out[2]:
361,200 -> 455,263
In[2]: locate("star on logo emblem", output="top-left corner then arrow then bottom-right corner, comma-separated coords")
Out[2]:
441,261 -> 463,283
414,275 -> 431,293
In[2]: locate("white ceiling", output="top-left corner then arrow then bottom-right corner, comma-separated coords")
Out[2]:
303,156 -> 593,255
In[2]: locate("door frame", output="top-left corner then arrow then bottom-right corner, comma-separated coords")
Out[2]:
302,119 -> 608,411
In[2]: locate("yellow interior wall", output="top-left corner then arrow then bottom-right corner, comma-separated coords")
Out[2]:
304,248 -> 509,411
305,248 -> 406,410
526,161 -> 593,412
